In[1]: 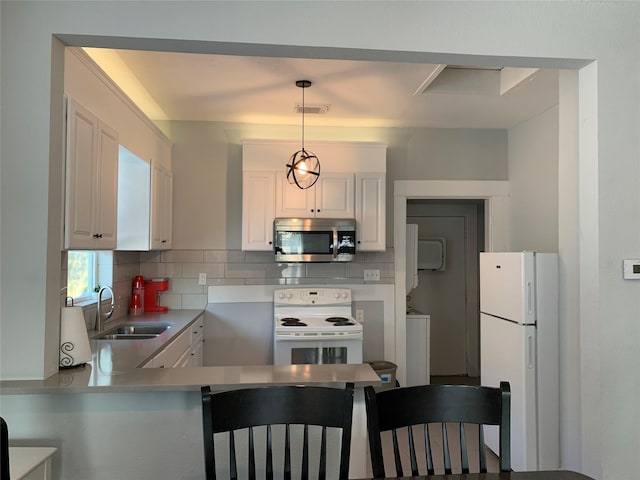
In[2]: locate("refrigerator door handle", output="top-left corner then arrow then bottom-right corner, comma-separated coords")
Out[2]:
527,334 -> 535,369
527,281 -> 533,316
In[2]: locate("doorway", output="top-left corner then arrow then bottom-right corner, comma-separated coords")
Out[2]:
407,200 -> 484,381
391,180 -> 509,386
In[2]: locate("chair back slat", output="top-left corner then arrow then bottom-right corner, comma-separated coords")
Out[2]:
460,423 -> 469,473
201,383 -> 354,480
424,424 -> 435,475
266,425 -> 273,480
442,422 -> 452,474
408,426 -> 418,476
229,430 -> 237,480
365,382 -> 511,478
248,427 -> 256,480
301,424 -> 309,480
318,426 -> 327,480
284,424 -> 291,480
479,424 -> 487,473
391,429 -> 402,477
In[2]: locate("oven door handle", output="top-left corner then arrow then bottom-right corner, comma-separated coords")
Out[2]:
332,227 -> 338,259
275,334 -> 363,341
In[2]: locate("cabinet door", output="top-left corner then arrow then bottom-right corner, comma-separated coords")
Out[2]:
315,173 -> 354,218
151,165 -> 173,250
94,121 -> 119,249
275,174 -> 315,217
276,172 -> 354,218
355,172 -> 386,251
65,100 -> 99,248
242,171 -> 276,250
64,99 -> 118,249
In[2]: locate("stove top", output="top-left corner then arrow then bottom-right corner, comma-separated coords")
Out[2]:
273,287 -> 362,338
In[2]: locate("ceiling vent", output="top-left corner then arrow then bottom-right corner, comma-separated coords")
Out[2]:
295,104 -> 330,115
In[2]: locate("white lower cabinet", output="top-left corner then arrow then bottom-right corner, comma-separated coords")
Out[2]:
143,314 -> 204,368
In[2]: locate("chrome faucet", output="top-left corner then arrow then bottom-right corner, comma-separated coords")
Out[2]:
95,285 -> 115,332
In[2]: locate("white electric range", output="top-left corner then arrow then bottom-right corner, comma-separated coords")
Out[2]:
273,287 -> 363,365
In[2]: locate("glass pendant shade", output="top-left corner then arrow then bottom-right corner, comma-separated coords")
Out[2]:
287,80 -> 320,189
287,148 -> 320,189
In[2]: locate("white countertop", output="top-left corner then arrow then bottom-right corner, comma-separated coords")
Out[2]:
0,309 -> 381,394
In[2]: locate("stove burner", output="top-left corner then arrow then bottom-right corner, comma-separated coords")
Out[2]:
280,317 -> 307,327
325,317 -> 355,326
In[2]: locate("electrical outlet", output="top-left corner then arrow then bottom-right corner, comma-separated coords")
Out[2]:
198,273 -> 207,285
355,309 -> 364,323
363,269 -> 380,281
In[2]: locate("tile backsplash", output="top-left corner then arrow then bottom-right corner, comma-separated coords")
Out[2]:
140,248 -> 395,310
61,248 -> 394,327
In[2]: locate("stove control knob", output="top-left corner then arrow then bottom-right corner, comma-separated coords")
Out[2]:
286,292 -> 293,299
334,292 -> 341,299
277,292 -> 285,300
341,292 -> 349,299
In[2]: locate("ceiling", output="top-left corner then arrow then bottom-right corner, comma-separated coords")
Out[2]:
84,48 -> 559,130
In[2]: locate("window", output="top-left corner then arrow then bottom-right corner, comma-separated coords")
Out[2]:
67,251 -> 97,302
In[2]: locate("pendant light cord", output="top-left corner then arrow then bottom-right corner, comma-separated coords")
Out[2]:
301,84 -> 305,151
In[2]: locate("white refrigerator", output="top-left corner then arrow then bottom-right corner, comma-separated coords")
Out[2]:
480,251 -> 559,472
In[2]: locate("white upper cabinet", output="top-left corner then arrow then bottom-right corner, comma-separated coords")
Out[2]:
355,172 -> 386,251
276,173 -> 354,218
64,98 -> 119,249
150,163 -> 173,250
116,141 -> 173,251
242,140 -> 386,252
242,171 -> 276,250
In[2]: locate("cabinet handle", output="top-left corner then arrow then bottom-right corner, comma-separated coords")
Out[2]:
161,240 -> 167,243
310,209 -> 314,213
317,209 -> 321,213
93,233 -> 103,238
357,240 -> 361,244
268,241 -> 272,245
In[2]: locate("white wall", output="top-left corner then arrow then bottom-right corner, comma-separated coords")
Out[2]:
1,2 -> 639,479
508,106 -> 559,252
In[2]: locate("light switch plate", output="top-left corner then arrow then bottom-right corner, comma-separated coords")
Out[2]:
623,259 -> 640,279
198,273 -> 207,285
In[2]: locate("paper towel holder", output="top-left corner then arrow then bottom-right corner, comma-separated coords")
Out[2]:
60,296 -> 92,369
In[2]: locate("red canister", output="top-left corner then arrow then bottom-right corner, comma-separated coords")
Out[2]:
131,275 -> 145,315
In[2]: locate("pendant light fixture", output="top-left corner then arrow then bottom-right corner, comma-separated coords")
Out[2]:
286,80 -> 320,189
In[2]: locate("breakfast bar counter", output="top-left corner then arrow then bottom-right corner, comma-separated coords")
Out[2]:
0,308 -> 381,480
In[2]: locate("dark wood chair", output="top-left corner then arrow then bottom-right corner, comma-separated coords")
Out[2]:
1,416 -> 9,480
201,383 -> 354,480
364,381 -> 510,477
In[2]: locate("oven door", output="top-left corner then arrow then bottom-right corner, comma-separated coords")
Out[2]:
274,337 -> 363,365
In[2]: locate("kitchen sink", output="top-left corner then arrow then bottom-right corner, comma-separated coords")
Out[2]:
97,333 -> 160,340
93,323 -> 172,340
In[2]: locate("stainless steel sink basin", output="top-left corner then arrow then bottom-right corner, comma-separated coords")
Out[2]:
97,333 -> 160,340
93,323 -> 172,340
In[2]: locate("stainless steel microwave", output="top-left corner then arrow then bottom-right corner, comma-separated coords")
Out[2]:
273,218 -> 356,262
